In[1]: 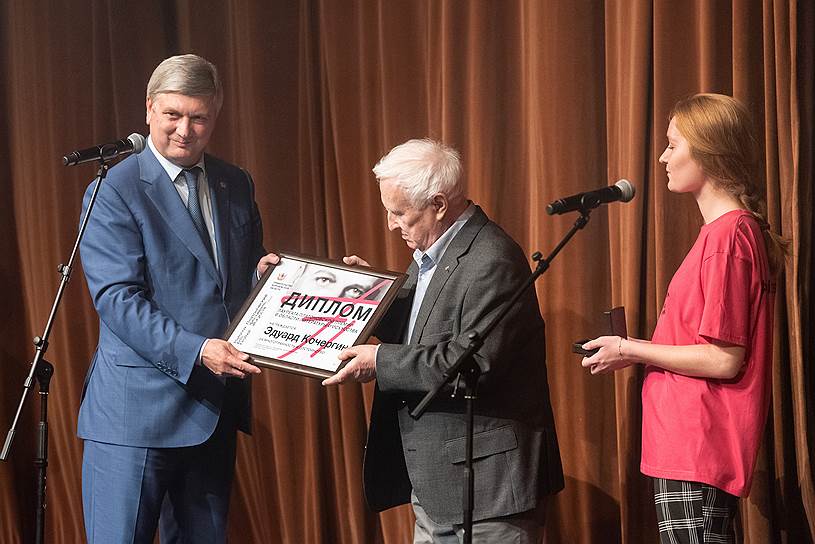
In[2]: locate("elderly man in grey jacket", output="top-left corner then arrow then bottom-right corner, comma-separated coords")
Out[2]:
323,138 -> 563,543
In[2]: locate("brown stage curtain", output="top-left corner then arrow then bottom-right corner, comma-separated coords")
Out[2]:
0,1 -> 812,542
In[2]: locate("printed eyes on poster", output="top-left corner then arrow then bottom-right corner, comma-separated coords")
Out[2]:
223,252 -> 407,379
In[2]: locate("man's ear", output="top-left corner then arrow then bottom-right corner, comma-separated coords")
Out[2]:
145,97 -> 153,125
432,193 -> 448,219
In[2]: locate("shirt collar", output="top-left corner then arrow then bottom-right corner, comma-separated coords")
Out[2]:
147,136 -> 207,182
412,203 -> 476,269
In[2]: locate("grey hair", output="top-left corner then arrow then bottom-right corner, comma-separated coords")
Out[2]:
372,138 -> 464,208
146,54 -> 223,111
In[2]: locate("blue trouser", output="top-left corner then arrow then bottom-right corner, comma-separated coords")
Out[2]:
82,413 -> 238,544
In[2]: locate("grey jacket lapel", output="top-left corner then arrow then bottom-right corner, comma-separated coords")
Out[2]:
408,206 -> 489,344
140,151 -> 222,288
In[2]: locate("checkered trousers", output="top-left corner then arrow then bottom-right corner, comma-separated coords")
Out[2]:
653,478 -> 739,544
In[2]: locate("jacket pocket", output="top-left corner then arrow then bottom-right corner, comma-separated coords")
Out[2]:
111,343 -> 155,368
443,424 -> 518,464
418,319 -> 454,345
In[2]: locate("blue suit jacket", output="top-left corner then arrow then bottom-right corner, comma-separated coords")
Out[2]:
78,147 -> 265,448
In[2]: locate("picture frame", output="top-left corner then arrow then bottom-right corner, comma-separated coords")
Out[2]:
223,252 -> 406,379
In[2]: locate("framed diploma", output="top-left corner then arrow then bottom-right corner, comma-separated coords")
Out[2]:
223,252 -> 406,379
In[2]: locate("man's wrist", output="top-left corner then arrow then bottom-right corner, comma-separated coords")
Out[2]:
198,338 -> 210,366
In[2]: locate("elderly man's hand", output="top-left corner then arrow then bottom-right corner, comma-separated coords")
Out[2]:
342,255 -> 371,267
322,344 -> 377,385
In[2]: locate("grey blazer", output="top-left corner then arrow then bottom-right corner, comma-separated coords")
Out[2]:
364,206 -> 564,525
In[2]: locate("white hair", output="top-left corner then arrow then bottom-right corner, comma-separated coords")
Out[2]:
372,138 -> 464,208
147,54 -> 223,112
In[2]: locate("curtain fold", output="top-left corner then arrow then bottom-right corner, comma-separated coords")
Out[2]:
0,1 -> 811,542
604,1 -> 655,540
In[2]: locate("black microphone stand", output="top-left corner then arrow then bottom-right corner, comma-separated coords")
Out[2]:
410,207 -> 594,544
1,160 -> 111,544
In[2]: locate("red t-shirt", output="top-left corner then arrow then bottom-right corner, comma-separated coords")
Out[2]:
641,209 -> 774,497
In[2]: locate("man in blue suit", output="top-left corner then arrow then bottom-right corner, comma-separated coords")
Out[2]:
78,54 -> 276,543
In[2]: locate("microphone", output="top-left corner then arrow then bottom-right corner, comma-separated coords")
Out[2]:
546,179 -> 635,215
62,133 -> 146,166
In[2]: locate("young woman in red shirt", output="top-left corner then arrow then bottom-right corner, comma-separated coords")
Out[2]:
581,93 -> 787,543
